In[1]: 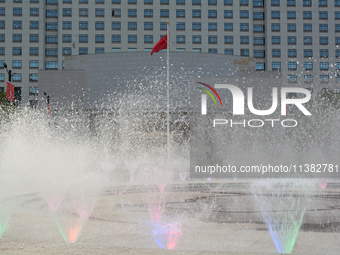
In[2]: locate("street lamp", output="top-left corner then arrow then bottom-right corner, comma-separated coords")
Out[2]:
43,92 -> 50,116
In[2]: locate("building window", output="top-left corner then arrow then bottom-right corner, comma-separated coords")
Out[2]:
112,9 -> 121,17
63,34 -> 72,42
160,22 -> 167,30
79,34 -> 88,42
13,47 -> 22,55
128,0 -> 136,3
272,36 -> 280,44
13,8 -> 22,16
0,47 -> 4,55
253,12 -> 264,20
320,75 -> 329,83
177,0 -> 184,4
336,63 -> 340,70
13,21 -> 22,29
128,35 -> 137,43
47,0 -> 58,4
0,8 -> 5,16
319,24 -> 328,32
128,22 -> 137,30
13,34 -> 22,42
272,62 -> 281,70
303,0 -> 311,6
319,0 -> 327,6
303,11 -> 312,19
160,0 -> 169,4
304,36 -> 312,45
144,35 -> 153,43
193,22 -> 201,30
63,0 -> 72,3
253,0 -> 263,7
319,11 -> 327,19
272,0 -> 279,5
320,37 -> 328,45
208,10 -> 217,18
240,10 -> 249,18
272,49 -> 280,57
320,62 -> 329,70
256,63 -> 265,71
336,37 -> 340,45
336,12 -> 340,19
28,63 -> 40,73
96,22 -> 104,30
271,11 -> 280,19
287,11 -> 296,19
31,21 -> 40,30
62,48 -> 71,55
208,23 -> 217,30
142,9 -> 152,17
95,9 -> 104,16
46,23 -> 58,30
30,47 -> 39,55
79,9 -> 88,16
240,49 -> 249,56
0,34 -> 4,42
208,0 -> 217,4
288,62 -> 297,70
45,49 -> 58,56
224,23 -> 233,31
288,75 -> 297,83
225,49 -> 233,55
254,37 -> 265,45
304,49 -> 313,57
95,35 -> 104,43
209,49 -> 217,54
224,36 -> 233,44
304,62 -> 313,70
287,0 -> 295,6
224,0 -> 232,5
240,36 -> 249,44
240,0 -> 248,5
193,35 -> 201,43
12,73 -> 21,81
240,23 -> 249,31
112,22 -> 121,30
320,49 -> 328,57
63,8 -> 72,16
177,22 -> 185,30
272,23 -> 280,31
192,0 -> 201,4
46,10 -> 58,17
63,21 -> 72,29
46,35 -> 58,43
192,10 -> 201,18
254,50 -> 265,58
304,75 -> 313,82
80,0 -> 89,2
112,35 -> 121,42
336,49 -> 340,57
177,35 -> 185,43
144,22 -> 153,30
224,10 -> 233,18
288,36 -> 296,44
12,60 -> 21,68
336,24 -> 340,32
177,10 -> 185,18
128,9 -> 137,17
336,0 -> 340,6
79,21 -> 88,29
95,48 -> 104,54
288,49 -> 297,57
303,24 -> 312,32
209,36 -> 217,44
79,48 -> 88,55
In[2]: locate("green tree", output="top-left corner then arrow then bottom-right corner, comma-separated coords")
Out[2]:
0,91 -> 15,122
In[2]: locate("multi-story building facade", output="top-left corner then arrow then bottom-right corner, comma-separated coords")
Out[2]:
0,0 -> 340,105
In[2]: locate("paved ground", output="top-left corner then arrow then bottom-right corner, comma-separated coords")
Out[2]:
0,182 -> 339,254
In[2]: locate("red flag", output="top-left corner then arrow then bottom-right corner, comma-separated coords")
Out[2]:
151,34 -> 167,55
6,82 -> 14,102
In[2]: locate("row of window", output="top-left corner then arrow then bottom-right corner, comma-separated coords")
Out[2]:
287,75 -> 340,84
271,11 -> 340,20
270,62 -> 332,70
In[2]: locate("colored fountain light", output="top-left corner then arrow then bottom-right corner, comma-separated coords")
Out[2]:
152,221 -> 182,250
146,192 -> 166,222
319,179 -> 328,189
0,206 -> 12,238
252,179 -> 315,254
45,194 -> 64,213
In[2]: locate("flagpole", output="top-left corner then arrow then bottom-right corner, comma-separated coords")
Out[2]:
166,21 -> 170,162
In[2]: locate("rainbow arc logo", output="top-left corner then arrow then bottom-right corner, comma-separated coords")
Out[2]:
196,82 -> 222,106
